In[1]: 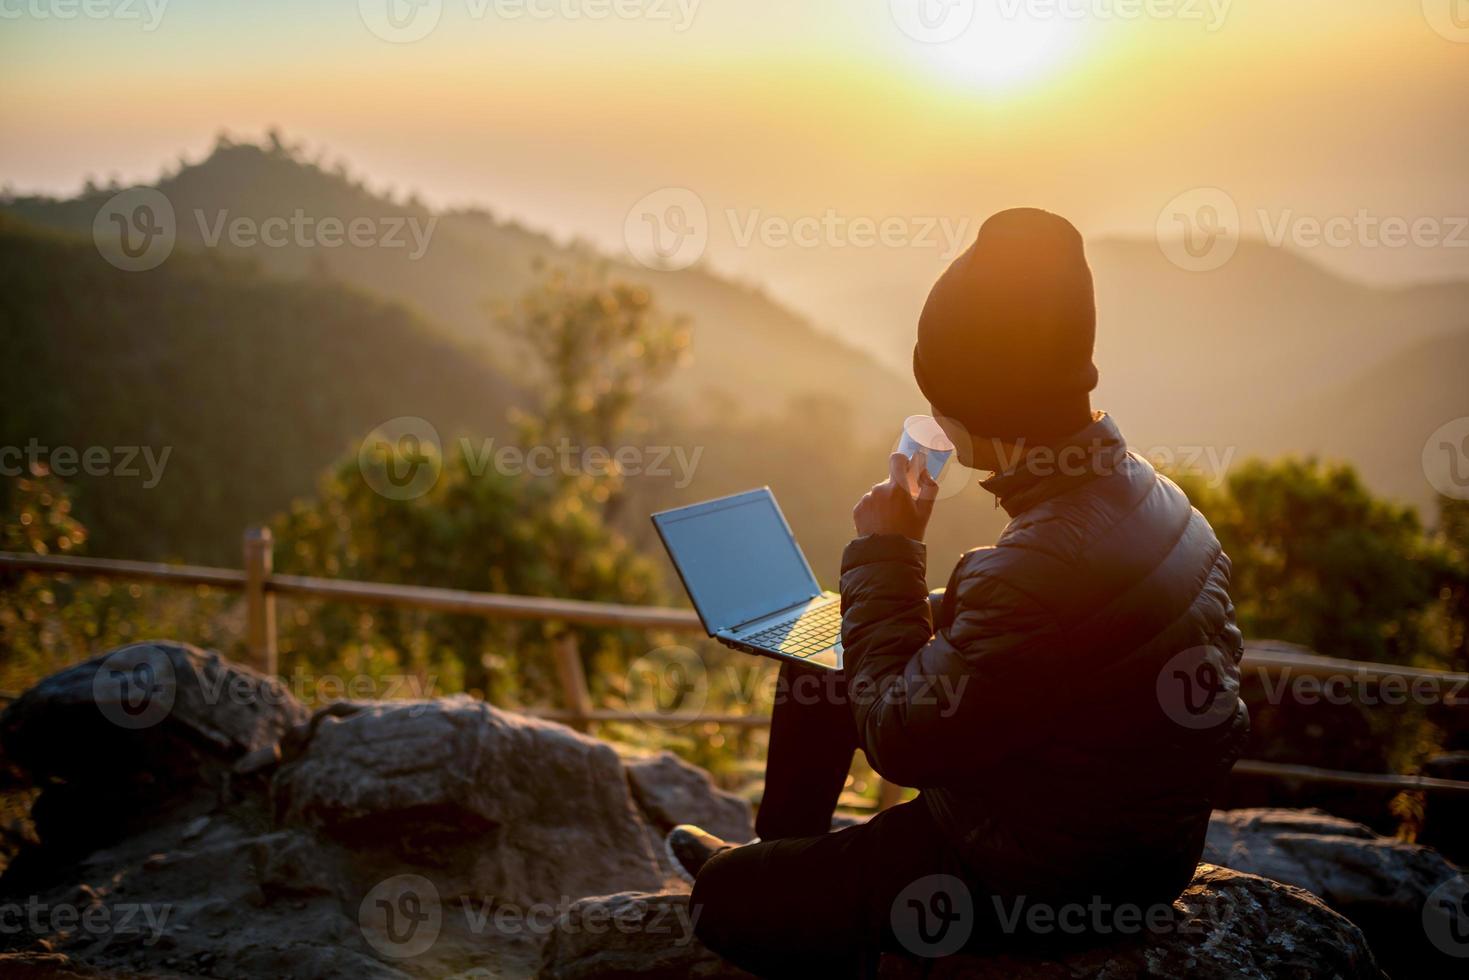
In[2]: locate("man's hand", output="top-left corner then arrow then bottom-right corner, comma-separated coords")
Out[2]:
852,452 -> 939,541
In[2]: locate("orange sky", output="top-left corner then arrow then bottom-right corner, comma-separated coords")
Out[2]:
4,0 -> 1467,302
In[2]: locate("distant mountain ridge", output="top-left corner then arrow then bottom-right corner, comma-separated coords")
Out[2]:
1084,238 -> 1469,512
0,214 -> 515,563
4,135 -> 915,435
1263,330 -> 1469,509
6,132 -> 1465,525
752,229 -> 1469,512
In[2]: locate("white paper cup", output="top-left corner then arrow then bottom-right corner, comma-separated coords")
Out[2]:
896,415 -> 955,487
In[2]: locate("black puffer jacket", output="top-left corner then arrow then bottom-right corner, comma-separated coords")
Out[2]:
839,414 -> 1248,902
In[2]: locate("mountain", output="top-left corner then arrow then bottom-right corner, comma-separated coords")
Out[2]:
1087,238 -> 1469,453
1082,239 -> 1469,513
0,210 -> 1001,583
1263,330 -> 1469,512
807,233 -> 1469,511
7,133 -> 1460,571
4,136 -> 914,436
0,215 -> 515,564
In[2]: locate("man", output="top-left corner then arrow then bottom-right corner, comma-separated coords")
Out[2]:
665,208 -> 1249,977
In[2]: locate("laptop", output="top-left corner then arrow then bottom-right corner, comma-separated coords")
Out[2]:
652,488 -> 842,670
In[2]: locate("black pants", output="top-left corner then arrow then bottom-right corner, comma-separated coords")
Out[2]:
690,662 -> 975,978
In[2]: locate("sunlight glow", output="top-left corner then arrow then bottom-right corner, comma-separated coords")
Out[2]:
916,7 -> 1094,90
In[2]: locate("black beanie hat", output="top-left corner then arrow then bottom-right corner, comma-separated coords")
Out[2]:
913,207 -> 1098,443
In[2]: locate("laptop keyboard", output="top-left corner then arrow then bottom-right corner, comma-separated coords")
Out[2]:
745,602 -> 842,657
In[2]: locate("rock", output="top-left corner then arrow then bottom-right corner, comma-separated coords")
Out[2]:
0,641 -> 306,780
0,641 -> 307,852
0,649 -> 1431,980
272,695 -> 668,907
252,830 -> 348,899
624,752 -> 754,844
540,867 -> 1388,979
1204,807 -> 1465,977
1,649 -> 763,978
233,742 -> 282,776
539,892 -> 755,979
0,951 -> 108,978
883,865 -> 1387,979
180,815 -> 211,841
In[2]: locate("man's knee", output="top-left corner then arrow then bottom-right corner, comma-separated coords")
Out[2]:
689,844 -> 757,952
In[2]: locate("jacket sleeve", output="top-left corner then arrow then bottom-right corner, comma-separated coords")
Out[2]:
840,533 -> 1052,787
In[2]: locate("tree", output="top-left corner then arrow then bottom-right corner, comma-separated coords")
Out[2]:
1426,496 -> 1469,675
493,260 -> 689,523
272,435 -> 662,705
0,468 -> 233,692
1170,459 -> 1468,826
1173,458 -> 1440,665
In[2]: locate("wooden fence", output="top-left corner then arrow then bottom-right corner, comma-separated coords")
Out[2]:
3,530 -> 1468,805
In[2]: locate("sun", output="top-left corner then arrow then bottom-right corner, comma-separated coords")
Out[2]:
920,7 -> 1093,90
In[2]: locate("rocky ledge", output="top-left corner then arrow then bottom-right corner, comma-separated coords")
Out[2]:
0,642 -> 1461,978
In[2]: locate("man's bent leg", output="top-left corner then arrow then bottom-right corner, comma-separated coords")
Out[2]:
756,660 -> 858,840
693,798 -> 969,979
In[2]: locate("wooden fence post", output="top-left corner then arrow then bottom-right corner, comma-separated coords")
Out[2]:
552,631 -> 593,732
243,526 -> 278,676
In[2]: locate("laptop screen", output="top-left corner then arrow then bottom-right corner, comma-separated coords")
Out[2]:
653,488 -> 822,633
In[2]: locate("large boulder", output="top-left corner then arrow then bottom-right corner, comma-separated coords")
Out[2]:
624,752 -> 755,844
0,648 -> 1447,979
0,641 -> 307,854
0,640 -> 305,780
1,646 -> 755,979
271,696 -> 673,908
1205,807 -> 1466,976
538,866 -> 1390,979
539,892 -> 754,979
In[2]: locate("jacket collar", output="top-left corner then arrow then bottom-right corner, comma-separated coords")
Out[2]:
980,413 -> 1128,518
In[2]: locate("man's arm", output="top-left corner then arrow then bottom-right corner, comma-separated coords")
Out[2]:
840,534 -> 1052,787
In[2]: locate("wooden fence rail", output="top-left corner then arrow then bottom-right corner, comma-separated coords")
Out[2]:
3,534 -> 1468,801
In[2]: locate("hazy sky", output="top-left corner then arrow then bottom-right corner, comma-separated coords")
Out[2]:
5,0 -> 1468,329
